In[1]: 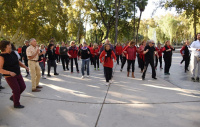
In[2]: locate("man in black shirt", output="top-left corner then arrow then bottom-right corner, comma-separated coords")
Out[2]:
22,40 -> 30,77
142,40 -> 158,80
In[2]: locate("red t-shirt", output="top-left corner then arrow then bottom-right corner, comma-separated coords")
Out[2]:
18,48 -> 22,53
55,47 -> 60,55
99,50 -> 116,68
115,46 -> 123,55
155,47 -> 163,57
91,48 -> 100,57
123,46 -> 137,60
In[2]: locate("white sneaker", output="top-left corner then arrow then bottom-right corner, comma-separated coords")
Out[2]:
81,76 -> 85,79
109,80 -> 113,83
106,82 -> 110,86
42,76 -> 46,79
86,75 -> 90,78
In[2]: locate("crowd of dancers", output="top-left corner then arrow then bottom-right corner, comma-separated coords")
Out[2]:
0,33 -> 200,109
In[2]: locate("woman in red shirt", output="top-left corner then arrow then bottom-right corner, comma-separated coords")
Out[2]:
55,44 -> 60,63
115,43 -> 123,65
138,40 -> 146,73
123,41 -> 138,78
68,41 -> 79,73
17,46 -> 22,61
155,43 -> 163,69
91,43 -> 100,70
100,44 -> 116,86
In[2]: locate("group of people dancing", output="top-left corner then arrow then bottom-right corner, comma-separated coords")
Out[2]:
0,33 -> 200,109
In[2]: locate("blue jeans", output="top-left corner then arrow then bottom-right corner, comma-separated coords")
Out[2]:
81,59 -> 90,76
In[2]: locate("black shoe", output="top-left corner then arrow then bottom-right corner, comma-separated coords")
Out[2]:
10,96 -> 13,101
25,74 -> 29,77
63,69 -> 66,71
196,77 -> 199,82
14,105 -> 25,109
47,74 -> 51,77
152,77 -> 157,80
191,77 -> 195,82
142,77 -> 145,80
0,86 -> 5,89
54,73 -> 59,75
120,69 -> 122,72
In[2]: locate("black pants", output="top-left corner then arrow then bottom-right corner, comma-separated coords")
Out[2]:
55,54 -> 60,63
184,56 -> 190,71
60,55 -> 69,70
121,57 -> 127,69
90,54 -> 94,65
155,56 -> 162,68
140,59 -> 145,72
127,60 -> 135,72
116,55 -> 122,65
47,60 -> 57,74
19,53 -> 22,61
70,58 -> 79,72
137,54 -> 141,68
164,57 -> 172,73
104,67 -> 112,82
142,59 -> 156,78
24,58 -> 29,74
180,56 -> 185,64
93,56 -> 99,69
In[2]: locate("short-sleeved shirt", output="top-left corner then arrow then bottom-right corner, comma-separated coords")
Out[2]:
26,45 -> 39,60
144,45 -> 156,60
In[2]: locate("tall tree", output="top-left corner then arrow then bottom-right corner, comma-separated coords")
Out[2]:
135,0 -> 148,44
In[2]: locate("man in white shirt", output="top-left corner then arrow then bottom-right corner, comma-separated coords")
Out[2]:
190,33 -> 200,82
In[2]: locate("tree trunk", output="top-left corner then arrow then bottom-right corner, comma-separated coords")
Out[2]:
133,1 -> 136,40
193,8 -> 197,40
105,26 -> 110,39
114,0 -> 120,44
136,11 -> 143,44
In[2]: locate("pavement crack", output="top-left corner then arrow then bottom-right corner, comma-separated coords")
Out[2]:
94,64 -> 118,127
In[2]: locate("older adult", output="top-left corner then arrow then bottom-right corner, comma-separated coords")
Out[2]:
0,40 -> 28,108
26,38 -> 45,92
100,39 -> 115,53
190,33 -> 200,82
142,40 -> 158,80
22,40 -> 30,77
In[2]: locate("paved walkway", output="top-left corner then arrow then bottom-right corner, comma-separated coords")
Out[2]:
0,53 -> 200,127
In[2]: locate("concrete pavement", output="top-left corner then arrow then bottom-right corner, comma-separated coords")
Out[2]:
0,53 -> 200,127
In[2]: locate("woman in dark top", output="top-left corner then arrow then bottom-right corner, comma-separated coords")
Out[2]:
78,42 -> 91,79
46,44 -> 59,77
60,42 -> 69,71
142,40 -> 158,80
0,40 -> 29,108
162,40 -> 175,75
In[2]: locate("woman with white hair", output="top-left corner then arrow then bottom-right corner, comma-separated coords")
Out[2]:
142,40 -> 158,80
68,41 -> 79,73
